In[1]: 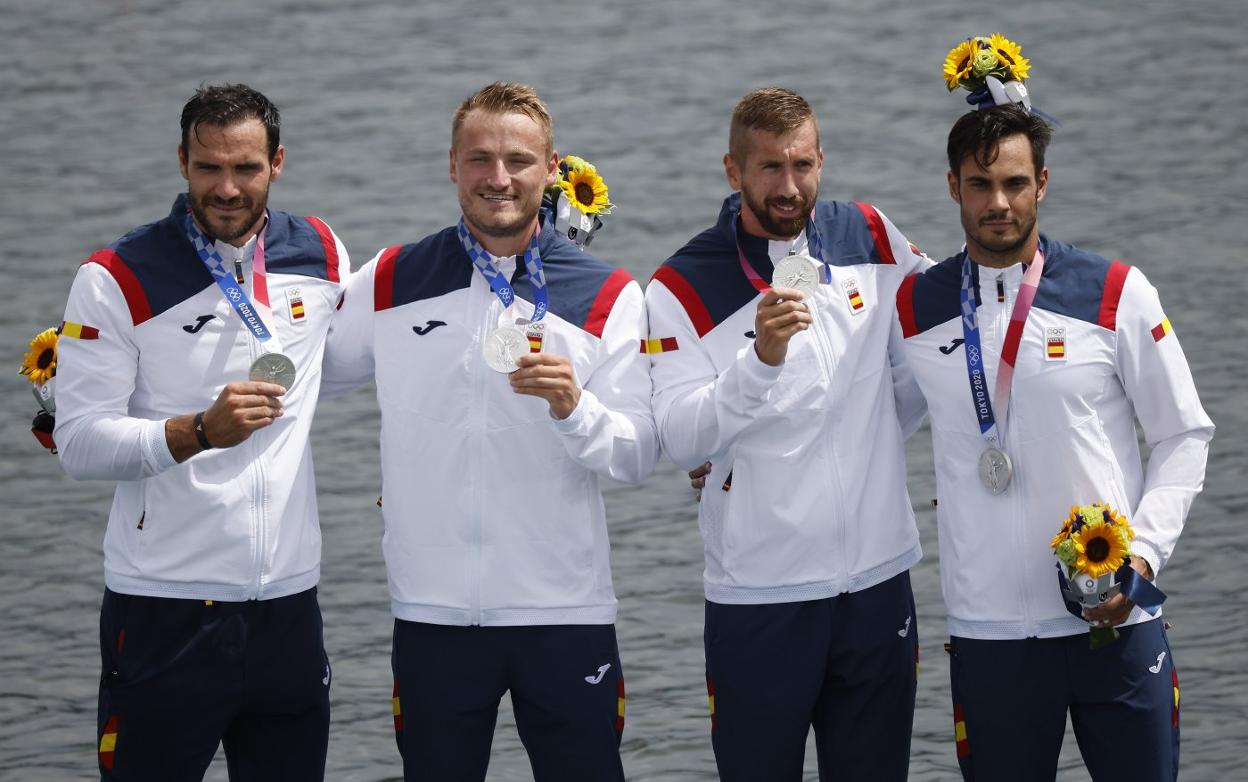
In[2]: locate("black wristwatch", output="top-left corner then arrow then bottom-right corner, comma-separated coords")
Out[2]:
193,412 -> 215,450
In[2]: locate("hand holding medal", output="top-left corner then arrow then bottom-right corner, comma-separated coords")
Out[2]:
753,286 -> 812,367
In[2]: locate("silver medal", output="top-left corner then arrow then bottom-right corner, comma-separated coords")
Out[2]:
484,326 -> 528,373
772,253 -> 819,297
977,446 -> 1013,494
249,352 -> 297,390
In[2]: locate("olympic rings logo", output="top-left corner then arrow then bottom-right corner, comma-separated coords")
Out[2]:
967,345 -> 980,363
228,289 -> 242,302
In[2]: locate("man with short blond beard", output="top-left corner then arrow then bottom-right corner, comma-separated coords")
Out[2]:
645,87 -> 930,780
323,82 -> 657,780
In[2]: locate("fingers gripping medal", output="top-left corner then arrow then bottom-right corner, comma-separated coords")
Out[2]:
459,218 -> 549,374
772,254 -> 819,298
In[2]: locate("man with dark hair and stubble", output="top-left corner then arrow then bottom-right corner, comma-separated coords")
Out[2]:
322,82 -> 657,781
54,83 -> 349,780
646,87 -> 932,780
894,42 -> 1212,780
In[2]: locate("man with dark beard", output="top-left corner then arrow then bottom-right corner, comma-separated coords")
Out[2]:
894,74 -> 1212,781
645,87 -> 931,780
54,83 -> 348,780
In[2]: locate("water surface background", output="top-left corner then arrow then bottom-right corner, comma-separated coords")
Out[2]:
1,1 -> 1244,778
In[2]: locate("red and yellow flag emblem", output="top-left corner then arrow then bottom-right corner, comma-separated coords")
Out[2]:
59,321 -> 100,340
953,703 -> 969,759
1151,317 -> 1172,342
640,337 -> 679,354
1045,327 -> 1066,361
99,715 -> 119,769
392,680 -> 403,733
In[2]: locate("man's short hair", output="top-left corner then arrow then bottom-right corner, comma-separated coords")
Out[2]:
946,105 -> 1052,179
729,87 -> 819,164
180,83 -> 281,160
452,82 -> 553,153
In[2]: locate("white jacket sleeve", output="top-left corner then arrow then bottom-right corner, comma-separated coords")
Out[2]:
1115,267 -> 1215,575
551,280 -> 659,484
888,314 -> 927,440
320,250 -> 378,400
645,277 -> 781,470
54,263 -> 178,481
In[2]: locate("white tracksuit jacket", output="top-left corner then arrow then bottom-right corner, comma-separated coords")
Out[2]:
645,194 -> 930,604
322,216 -> 658,626
895,236 -> 1214,639
54,195 -> 350,601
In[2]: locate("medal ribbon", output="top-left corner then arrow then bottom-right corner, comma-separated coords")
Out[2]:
959,248 -> 1045,448
458,218 -> 548,322
734,206 -> 831,293
184,212 -> 283,354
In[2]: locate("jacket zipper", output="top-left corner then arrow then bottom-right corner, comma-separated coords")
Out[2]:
806,295 -> 849,591
996,272 -> 1033,635
467,275 -> 491,626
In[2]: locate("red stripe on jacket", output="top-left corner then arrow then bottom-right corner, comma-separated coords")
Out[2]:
373,246 -> 402,311
652,266 -> 716,338
84,249 -> 154,326
853,202 -> 897,265
583,268 -> 634,339
1097,260 -> 1131,331
305,216 -> 340,284
896,274 -> 919,338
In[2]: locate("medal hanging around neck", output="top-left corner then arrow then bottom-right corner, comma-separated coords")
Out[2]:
959,249 -> 1044,494
735,206 -> 830,299
184,212 -> 297,389
458,218 -> 548,373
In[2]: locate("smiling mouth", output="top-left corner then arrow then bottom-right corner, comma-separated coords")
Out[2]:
481,193 -> 516,203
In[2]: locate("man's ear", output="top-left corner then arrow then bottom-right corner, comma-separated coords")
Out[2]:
724,152 -> 742,191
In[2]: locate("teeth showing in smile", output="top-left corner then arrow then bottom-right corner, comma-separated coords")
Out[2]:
482,194 -> 514,202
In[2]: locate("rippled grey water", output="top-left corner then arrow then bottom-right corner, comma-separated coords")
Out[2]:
1,1 -> 1244,779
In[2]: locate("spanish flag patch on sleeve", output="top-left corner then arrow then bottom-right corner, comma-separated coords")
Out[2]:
59,320 -> 100,339
640,337 -> 679,354
1151,317 -> 1172,342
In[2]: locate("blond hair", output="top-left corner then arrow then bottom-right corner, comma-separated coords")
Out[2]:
452,82 -> 553,153
729,87 -> 819,164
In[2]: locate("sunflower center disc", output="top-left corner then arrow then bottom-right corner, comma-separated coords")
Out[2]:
575,182 -> 595,206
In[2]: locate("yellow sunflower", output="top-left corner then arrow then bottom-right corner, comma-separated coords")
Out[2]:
943,38 -> 979,91
987,33 -> 1030,82
1072,522 -> 1130,578
558,155 -> 614,215
19,328 -> 58,386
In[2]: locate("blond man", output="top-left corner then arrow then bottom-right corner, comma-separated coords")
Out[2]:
323,82 -> 657,781
645,88 -> 930,780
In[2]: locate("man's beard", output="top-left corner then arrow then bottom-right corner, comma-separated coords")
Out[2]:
741,187 -> 814,239
189,191 -> 267,243
967,212 -> 1036,255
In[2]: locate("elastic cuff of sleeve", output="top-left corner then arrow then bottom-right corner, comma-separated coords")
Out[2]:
738,343 -> 784,396
1132,538 -> 1164,578
140,418 -> 179,474
551,390 -> 592,433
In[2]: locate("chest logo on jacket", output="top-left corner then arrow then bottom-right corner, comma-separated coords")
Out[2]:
182,315 -> 216,334
412,320 -> 448,336
938,337 -> 965,355
1045,327 -> 1066,361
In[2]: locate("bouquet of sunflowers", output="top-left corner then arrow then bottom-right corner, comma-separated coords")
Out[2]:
19,327 -> 59,452
943,34 -> 1032,111
1052,503 -> 1165,649
543,154 -> 614,248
